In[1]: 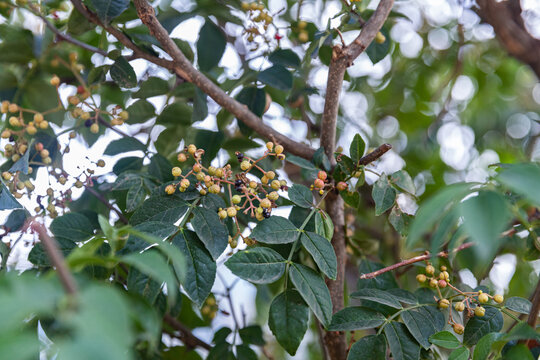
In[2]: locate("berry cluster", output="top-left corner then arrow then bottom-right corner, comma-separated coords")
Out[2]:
416,264 -> 504,335
295,21 -> 309,43
165,142 -> 288,246
240,1 -> 280,48
310,170 -> 349,194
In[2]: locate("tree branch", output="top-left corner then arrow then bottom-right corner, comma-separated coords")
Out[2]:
359,243 -> 474,280
527,278 -> 540,328
31,221 -> 78,295
130,0 -> 315,160
358,143 -> 392,165
476,0 -> 540,79
163,314 -> 212,350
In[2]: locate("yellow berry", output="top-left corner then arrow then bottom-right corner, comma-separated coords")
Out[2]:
59,176 -> 67,185
180,179 -> 190,188
119,111 -> 129,120
260,198 -> 271,208
266,171 -> 276,180
271,180 -> 280,190
9,116 -> 20,127
90,123 -> 99,133
475,306 -> 485,317
165,184 -> 176,194
478,293 -> 489,303
494,295 -> 504,304
34,113 -> 44,123
208,166 -> 216,175
261,176 -> 269,185
39,120 -> 49,129
209,184 -> 220,194
453,323 -> 464,335
8,103 -> 18,113
187,144 -> 197,155
0,101 -> 9,113
193,163 -> 202,173
274,144 -> 284,154
266,142 -> 274,151
240,160 -> 251,171
241,2 -> 250,10
298,21 -> 307,29
438,299 -> 450,309
68,96 -> 80,106
26,125 -> 37,135
50,76 -> 60,87
81,112 -> 90,120
336,182 -> 348,191
40,149 -> 50,158
18,144 -> 27,155
268,191 -> 279,201
416,274 -> 427,283
314,179 -> 325,189
256,213 -> 264,221
298,31 -> 308,43
97,160 -> 106,167
199,189 -> 207,195
232,195 -> 242,204
227,207 -> 237,217
215,168 -> 224,178
177,153 -> 187,162
69,131 -> 77,139
425,265 -> 435,275
429,279 -> 438,288
1,130 -> 10,138
454,302 -> 465,312
218,209 -> 227,219
2,172 -> 11,180
375,31 -> 386,44
250,2 -> 258,10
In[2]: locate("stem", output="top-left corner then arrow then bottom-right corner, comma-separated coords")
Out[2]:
376,304 -> 427,335
179,198 -> 201,230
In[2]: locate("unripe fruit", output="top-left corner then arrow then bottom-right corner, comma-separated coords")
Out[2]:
187,144 -> 197,155
24,180 -> 34,190
218,209 -> 227,219
40,149 -> 50,158
478,293 -> 489,303
475,306 -> 485,317
266,170 -> 275,180
266,142 -> 274,151
1,130 -> 10,138
9,116 -> 20,127
274,144 -> 284,154
68,96 -> 80,106
425,265 -> 435,275
280,180 -> 287,187
0,101 -> 8,113
240,160 -> 251,171
241,2 -> 249,10
416,274 -> 427,283
16,181 -> 25,190
75,180 -> 84,188
298,21 -> 307,29
199,189 -> 207,195
46,188 -> 54,196
42,156 -> 52,164
26,125 -> 37,135
298,31 -> 308,42
177,153 -> 187,162
317,171 -> 327,180
261,175 -> 269,185
438,279 -> 447,288
209,184 -> 220,194
453,323 -> 464,335
196,172 -> 205,181
314,179 -> 325,189
97,160 -> 106,167
180,179 -> 190,188
256,213 -> 264,221
193,163 -> 202,172
12,154 -> 20,162
260,198 -> 271,208
440,265 -> 447,271
18,144 -> 27,154
375,31 -> 386,44
59,176 -> 67,185
494,295 -> 504,304
227,207 -> 237,217
34,113 -> 44,123
353,171 -> 363,178
90,123 -> 99,134
454,302 -> 465,312
8,103 -> 18,113
429,279 -> 438,288
271,180 -> 280,190
39,120 -> 49,129
50,75 -> 60,86
232,195 -> 242,204
69,131 -> 76,139
268,191 -> 279,201
215,168 -> 224,178
336,182 -> 348,191
2,171 -> 11,180
249,181 -> 257,189
165,184 -> 175,194
208,166 -> 216,175
119,111 -> 129,120
438,299 -> 450,309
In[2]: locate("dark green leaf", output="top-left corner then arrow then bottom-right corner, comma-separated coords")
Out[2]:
357,259 -> 398,290
225,247 -> 286,284
126,99 -> 155,124
505,297 -> 531,314
236,344 -> 257,360
28,237 -> 77,266
390,170 -> 416,194
250,216 -> 299,244
328,307 -> 385,331
110,57 -> 137,88
351,288 -> 402,309
473,332 -> 502,360
0,181 -> 22,210
172,230 -> 215,307
51,212 -> 94,242
194,130 -> 224,166
347,335 -> 386,360
127,266 -> 162,304
312,147 -> 331,171
429,331 -> 461,349
130,196 -> 189,226
191,207 -> 228,260
386,289 -> 418,305
401,305 -> 445,349
365,28 -> 391,64
449,347 -> 470,360
372,175 -> 397,216
121,221 -> 177,254
350,134 -> 366,164
149,154 -> 174,183
133,77 -> 169,98
268,48 -> 301,68
289,263 -> 332,327
236,87 -> 266,117
104,137 -> 146,156
315,211 -> 334,241
239,325 -> 265,346
497,163 -> 540,207
464,306 -> 503,346
156,102 -> 193,126
126,181 -> 146,212
197,20 -> 226,71
192,87 -> 208,122
9,147 -> 29,174
384,321 -> 421,360
268,290 -> 309,356
300,231 -> 337,279
288,184 -> 313,208
388,207 -> 412,236
89,0 -> 129,23
257,65 -> 293,91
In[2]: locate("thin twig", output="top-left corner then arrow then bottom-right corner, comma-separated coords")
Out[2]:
527,278 -> 540,327
358,143 -> 392,166
31,222 -> 78,295
163,314 -> 212,350
84,185 -> 129,224
359,243 -> 474,280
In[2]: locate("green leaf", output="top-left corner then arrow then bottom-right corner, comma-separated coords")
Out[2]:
328,307 -> 385,331
501,344 -> 534,360
347,335 -> 386,360
357,259 -> 398,290
268,290 -> 309,356
156,102 -> 193,126
289,263 -> 332,327
236,344 -> 258,360
0,180 -> 22,210
390,170 -> 416,194
473,332 -> 503,360
197,20 -> 226,71
286,154 -> 318,172
239,325 -> 265,346
28,237 -> 77,266
350,288 -> 402,309
149,154 -> 174,183
388,207 -> 412,236
464,306 -> 503,346
0,26 -> 34,64
127,266 -> 162,304
387,289 -> 418,305
123,250 -> 178,306
497,163 -> 540,207
250,216 -> 299,244
288,184 -> 314,208
372,175 -> 397,216
9,146 -> 30,174
121,221 -> 177,254
401,305 -> 445,349
51,212 -> 94,242
350,134 -> 366,164
449,347 -> 470,360
235,87 -> 266,117
104,137 -> 146,156
68,9 -> 97,35
407,183 -> 474,248
505,297 -> 531,314
459,191 -> 511,262
89,0 -> 129,23
365,27 -> 391,64
110,56 -> 137,88
133,77 -> 170,98
130,196 -> 189,226
257,65 -> 293,91
315,211 -> 334,241
429,331 -> 462,349
173,39 -> 195,62
191,207 -> 228,260
384,321 -> 421,360
194,130 -> 224,167
126,99 -> 155,124
268,48 -> 301,68
192,87 -> 208,122
172,230 -> 215,307
225,247 -> 286,284
300,231 -> 337,279
312,147 -> 331,172
126,181 -> 146,212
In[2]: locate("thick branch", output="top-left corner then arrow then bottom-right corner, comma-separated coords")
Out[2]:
527,278 -> 540,327
358,143 -> 392,165
130,0 -> 315,159
163,314 -> 212,350
31,222 -> 78,295
476,0 -> 540,79
359,243 -> 474,280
